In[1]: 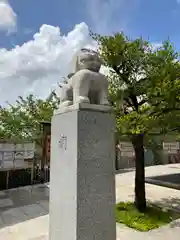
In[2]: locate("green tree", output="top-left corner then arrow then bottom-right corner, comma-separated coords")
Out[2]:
93,32 -> 180,212
0,91 -> 59,143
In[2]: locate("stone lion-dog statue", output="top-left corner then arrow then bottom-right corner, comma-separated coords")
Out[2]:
58,48 -> 109,107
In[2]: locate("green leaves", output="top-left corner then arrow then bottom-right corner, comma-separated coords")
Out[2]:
93,32 -> 180,136
116,107 -> 154,135
0,92 -> 60,141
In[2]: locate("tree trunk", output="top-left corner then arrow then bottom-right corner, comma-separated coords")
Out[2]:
132,134 -> 146,212
115,134 -> 119,170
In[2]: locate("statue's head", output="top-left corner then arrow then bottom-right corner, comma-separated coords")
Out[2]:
74,48 -> 102,72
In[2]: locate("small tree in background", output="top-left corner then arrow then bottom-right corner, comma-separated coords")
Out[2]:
0,91 -> 60,143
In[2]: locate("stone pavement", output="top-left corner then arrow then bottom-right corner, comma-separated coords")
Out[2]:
116,163 -> 180,211
0,164 -> 179,239
0,184 -> 49,229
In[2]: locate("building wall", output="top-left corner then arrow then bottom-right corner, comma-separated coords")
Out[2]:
116,140 -> 180,169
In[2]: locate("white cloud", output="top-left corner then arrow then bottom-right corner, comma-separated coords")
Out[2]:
0,0 -> 17,33
0,22 -> 104,105
0,21 -> 164,107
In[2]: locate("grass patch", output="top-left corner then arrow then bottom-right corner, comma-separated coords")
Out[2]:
116,201 -> 180,231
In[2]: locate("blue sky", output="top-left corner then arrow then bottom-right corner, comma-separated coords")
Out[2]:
130,0 -> 180,45
1,0 -> 180,104
1,0 -> 180,49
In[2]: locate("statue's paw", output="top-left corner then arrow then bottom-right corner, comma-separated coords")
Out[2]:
100,99 -> 110,106
75,96 -> 90,104
102,101 -> 110,106
60,100 -> 73,107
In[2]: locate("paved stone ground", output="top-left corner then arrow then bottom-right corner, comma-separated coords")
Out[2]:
0,184 -> 49,229
0,164 -> 180,239
116,163 -> 180,212
148,173 -> 180,185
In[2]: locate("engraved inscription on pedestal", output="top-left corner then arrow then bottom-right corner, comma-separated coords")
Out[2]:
59,134 -> 67,150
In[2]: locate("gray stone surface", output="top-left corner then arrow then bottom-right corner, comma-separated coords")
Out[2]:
54,102 -> 112,115
20,204 -> 47,218
0,198 -> 13,208
0,216 -> 4,226
0,191 -> 5,197
50,106 -> 116,240
0,184 -> 49,229
39,200 -> 49,212
1,207 -> 28,225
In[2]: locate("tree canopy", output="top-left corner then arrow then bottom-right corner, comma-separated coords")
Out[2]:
93,33 -> 180,136
0,91 -> 59,142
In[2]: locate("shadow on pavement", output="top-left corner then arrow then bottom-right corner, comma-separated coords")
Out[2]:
0,184 -> 49,229
145,173 -> 180,191
151,197 -> 180,223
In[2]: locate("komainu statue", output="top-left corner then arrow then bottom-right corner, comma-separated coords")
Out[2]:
58,48 -> 109,107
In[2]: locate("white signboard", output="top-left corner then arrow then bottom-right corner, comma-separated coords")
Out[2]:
121,151 -> 135,157
3,151 -> 14,160
118,142 -> 134,151
163,142 -> 180,153
0,143 -> 15,152
23,142 -> 35,159
14,151 -> 24,160
118,142 -> 135,157
0,142 -> 35,168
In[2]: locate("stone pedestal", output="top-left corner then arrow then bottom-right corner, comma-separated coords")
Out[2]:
49,103 -> 116,240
